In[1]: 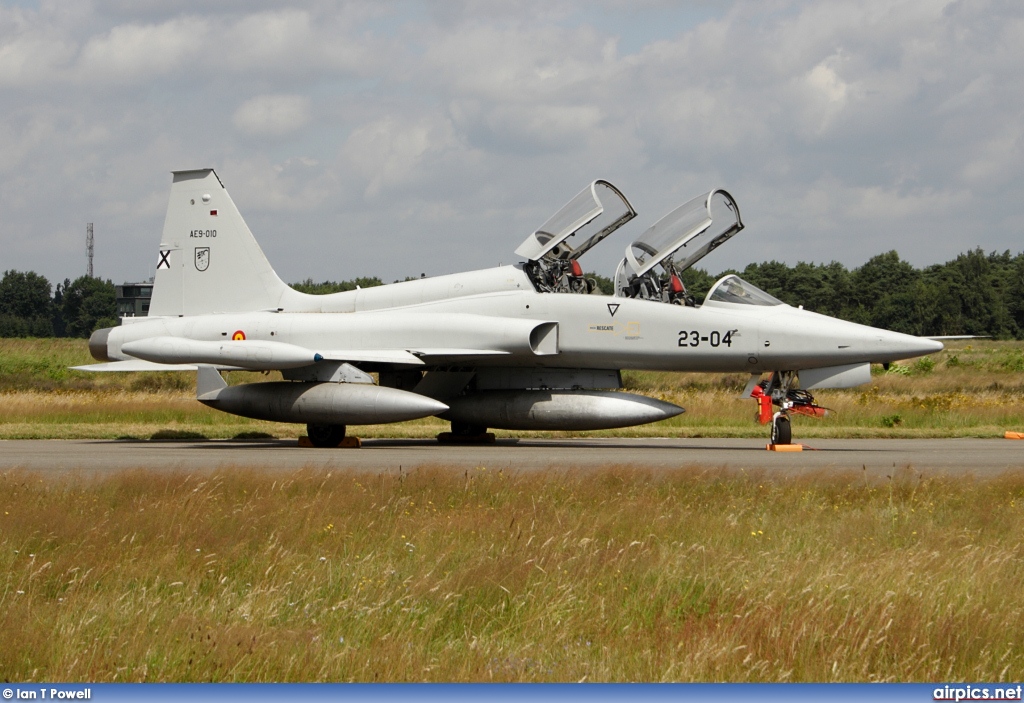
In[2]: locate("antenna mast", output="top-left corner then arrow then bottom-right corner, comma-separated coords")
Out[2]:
86,223 -> 94,277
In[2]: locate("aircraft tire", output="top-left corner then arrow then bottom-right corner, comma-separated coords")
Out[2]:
451,420 -> 488,436
307,423 -> 346,448
771,415 -> 792,445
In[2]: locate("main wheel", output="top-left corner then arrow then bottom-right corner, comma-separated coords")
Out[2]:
306,423 -> 346,448
451,420 -> 487,436
771,415 -> 792,445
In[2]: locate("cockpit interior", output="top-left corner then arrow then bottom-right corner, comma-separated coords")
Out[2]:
515,182 -> 748,308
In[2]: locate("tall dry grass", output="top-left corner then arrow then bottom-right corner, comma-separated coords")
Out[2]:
2,467 -> 1023,681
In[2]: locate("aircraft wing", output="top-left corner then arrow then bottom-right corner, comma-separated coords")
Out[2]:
72,360 -> 245,372
319,349 -> 424,365
319,348 -> 511,365
410,349 -> 511,360
77,349 -> 510,372
924,335 -> 988,340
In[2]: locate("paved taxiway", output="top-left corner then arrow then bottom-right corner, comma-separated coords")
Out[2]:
1,437 -> 1022,477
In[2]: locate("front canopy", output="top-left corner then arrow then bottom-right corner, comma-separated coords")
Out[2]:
703,275 -> 783,307
515,180 -> 636,262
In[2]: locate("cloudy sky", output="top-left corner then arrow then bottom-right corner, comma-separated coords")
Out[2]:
1,0 -> 1021,287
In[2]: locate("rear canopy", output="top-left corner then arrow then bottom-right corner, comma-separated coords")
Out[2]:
515,180 -> 636,262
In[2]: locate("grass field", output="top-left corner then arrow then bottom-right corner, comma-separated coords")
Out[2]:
1,338 -> 1023,439
3,339 -> 1024,682
2,466 -> 1023,682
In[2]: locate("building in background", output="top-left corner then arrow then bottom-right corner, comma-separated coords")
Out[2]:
116,280 -> 153,318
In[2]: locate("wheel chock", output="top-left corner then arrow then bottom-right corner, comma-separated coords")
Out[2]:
1005,431 -> 1024,440
298,436 -> 362,448
437,432 -> 496,444
766,443 -> 803,452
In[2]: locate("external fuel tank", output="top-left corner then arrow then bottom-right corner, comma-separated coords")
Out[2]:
441,390 -> 684,431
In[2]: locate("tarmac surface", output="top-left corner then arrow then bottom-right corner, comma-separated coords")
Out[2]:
1,437 -> 1022,477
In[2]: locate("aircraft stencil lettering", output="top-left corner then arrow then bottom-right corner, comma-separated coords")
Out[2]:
76,169 -> 942,446
678,330 -> 735,348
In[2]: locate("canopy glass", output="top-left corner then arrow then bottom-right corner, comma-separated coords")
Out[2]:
705,275 -> 783,306
624,189 -> 743,276
515,180 -> 636,262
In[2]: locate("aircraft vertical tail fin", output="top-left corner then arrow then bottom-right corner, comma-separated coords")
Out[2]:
148,169 -> 292,316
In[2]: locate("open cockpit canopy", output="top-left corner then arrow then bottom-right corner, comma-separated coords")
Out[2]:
624,189 -> 743,277
515,180 -> 636,262
703,275 -> 783,307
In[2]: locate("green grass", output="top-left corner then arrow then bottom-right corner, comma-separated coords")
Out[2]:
2,467 -> 1023,681
0,338 -> 269,393
1,339 -> 1023,439
0,338 -> 110,391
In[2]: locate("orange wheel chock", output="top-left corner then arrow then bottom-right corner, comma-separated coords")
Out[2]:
767,443 -> 804,452
1005,432 -> 1024,440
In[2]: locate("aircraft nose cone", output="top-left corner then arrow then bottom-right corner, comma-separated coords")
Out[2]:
879,330 -> 944,359
765,309 -> 946,367
868,329 -> 946,362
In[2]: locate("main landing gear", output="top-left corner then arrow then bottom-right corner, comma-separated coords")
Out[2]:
306,423 -> 346,448
750,371 -> 828,445
437,420 -> 496,444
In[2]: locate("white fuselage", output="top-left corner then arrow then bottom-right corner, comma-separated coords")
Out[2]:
105,286 -> 941,375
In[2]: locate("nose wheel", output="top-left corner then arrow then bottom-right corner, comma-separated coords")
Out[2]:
770,413 -> 792,445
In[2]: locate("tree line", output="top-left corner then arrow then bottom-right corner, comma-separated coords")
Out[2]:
0,273 -> 119,338
3,248 -> 1022,339
680,248 -> 1024,339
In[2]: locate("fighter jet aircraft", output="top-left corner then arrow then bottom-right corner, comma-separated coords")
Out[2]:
77,169 -> 942,446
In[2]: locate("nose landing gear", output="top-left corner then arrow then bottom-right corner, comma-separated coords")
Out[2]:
751,371 -> 829,445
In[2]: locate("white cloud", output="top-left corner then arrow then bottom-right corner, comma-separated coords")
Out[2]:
77,16 -> 208,83
342,114 -> 462,198
1,0 -> 1023,286
845,185 -> 972,221
806,59 -> 847,103
801,56 -> 853,134
961,121 -> 1024,185
0,34 -> 73,86
232,94 -> 311,137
